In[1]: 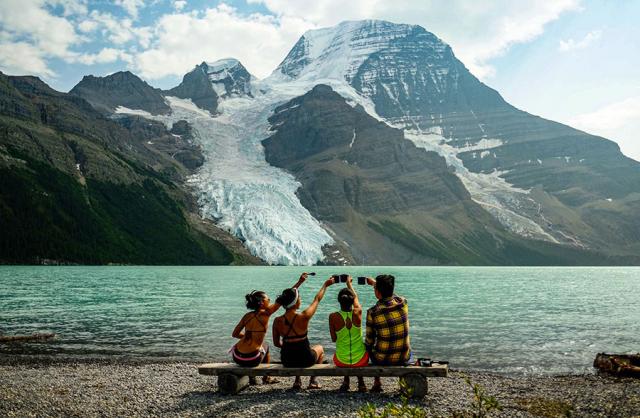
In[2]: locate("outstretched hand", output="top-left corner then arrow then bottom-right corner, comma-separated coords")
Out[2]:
324,278 -> 335,287
366,277 -> 376,286
346,275 -> 353,288
293,272 -> 309,289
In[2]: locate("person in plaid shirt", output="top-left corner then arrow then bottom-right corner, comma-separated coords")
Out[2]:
365,274 -> 411,392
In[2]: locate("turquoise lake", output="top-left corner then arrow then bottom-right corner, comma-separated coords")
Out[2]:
1,266 -> 638,375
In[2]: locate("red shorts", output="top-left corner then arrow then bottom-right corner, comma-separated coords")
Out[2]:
333,351 -> 369,368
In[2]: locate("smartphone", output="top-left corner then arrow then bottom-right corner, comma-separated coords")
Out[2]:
308,272 -> 316,276
339,274 -> 349,283
331,274 -> 340,284
357,276 -> 367,285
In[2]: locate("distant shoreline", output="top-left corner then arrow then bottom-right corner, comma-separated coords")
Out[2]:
1,357 -> 638,417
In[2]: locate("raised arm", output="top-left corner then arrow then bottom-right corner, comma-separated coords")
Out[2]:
263,272 -> 309,315
301,278 -> 334,318
292,272 -> 309,289
346,276 -> 361,309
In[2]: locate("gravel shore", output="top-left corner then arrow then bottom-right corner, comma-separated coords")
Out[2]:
1,358 -> 639,417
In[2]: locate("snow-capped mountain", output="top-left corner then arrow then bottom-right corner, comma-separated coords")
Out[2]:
78,20 -> 640,266
203,58 -> 254,98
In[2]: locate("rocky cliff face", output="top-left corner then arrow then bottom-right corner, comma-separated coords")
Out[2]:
262,85 -> 608,265
70,71 -> 170,115
165,59 -> 254,114
166,64 -> 219,114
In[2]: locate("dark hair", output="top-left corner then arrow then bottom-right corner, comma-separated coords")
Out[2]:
245,290 -> 267,311
276,288 -> 298,308
338,288 -> 355,311
375,274 -> 395,298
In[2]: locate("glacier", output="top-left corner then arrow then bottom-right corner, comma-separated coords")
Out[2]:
117,94 -> 333,266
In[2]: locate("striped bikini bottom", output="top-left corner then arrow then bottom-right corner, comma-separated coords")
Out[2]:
230,343 -> 269,367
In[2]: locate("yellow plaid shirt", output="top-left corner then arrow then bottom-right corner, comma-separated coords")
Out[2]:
365,295 -> 411,365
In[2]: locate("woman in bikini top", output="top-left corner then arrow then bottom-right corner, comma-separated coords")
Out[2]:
272,277 -> 334,390
231,273 -> 309,381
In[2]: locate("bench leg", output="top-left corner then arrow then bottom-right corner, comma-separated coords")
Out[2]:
400,373 -> 428,399
217,373 -> 250,395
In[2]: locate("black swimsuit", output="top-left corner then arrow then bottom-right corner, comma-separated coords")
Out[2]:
280,314 -> 317,367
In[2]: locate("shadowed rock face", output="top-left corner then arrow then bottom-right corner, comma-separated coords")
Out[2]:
166,65 -> 219,114
166,60 -> 253,114
70,71 -> 170,115
262,85 -> 615,265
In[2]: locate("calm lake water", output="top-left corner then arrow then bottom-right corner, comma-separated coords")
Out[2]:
1,266 -> 638,375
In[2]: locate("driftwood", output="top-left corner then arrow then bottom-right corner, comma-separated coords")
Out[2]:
0,333 -> 56,343
594,353 -> 640,377
198,362 -> 448,398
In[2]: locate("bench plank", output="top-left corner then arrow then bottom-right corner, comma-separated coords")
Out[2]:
198,363 -> 448,377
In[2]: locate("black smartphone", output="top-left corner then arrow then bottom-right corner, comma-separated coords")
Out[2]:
331,274 -> 340,284
308,272 -> 316,276
339,274 -> 349,283
357,276 -> 367,285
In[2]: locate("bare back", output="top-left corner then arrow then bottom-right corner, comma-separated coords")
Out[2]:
236,311 -> 269,352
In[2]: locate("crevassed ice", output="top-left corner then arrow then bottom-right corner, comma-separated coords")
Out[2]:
117,95 -> 333,265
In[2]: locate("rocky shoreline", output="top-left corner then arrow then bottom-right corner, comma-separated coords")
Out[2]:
1,357 -> 639,417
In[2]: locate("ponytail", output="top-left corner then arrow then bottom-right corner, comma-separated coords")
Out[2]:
245,290 -> 266,311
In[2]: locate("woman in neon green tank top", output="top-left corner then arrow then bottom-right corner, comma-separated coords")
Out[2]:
328,275 -> 369,392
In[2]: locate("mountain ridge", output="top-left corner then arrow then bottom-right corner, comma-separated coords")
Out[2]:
9,19 -> 638,265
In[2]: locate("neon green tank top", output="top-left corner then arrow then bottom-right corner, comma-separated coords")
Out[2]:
335,310 -> 366,365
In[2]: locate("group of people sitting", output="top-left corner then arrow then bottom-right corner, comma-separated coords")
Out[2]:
230,272 -> 411,392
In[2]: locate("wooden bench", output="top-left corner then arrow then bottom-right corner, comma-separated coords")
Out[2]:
198,363 -> 448,398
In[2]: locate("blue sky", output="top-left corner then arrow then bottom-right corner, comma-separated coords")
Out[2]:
1,0 -> 638,160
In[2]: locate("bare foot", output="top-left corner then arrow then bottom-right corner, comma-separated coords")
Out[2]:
307,382 -> 321,390
262,376 -> 279,384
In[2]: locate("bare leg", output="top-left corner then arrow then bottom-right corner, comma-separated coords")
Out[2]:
339,376 -> 350,392
357,376 -> 367,392
261,352 -> 279,384
370,376 -> 383,392
308,345 -> 324,389
291,376 -> 302,390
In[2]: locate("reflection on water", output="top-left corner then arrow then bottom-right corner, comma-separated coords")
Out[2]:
1,266 -> 639,375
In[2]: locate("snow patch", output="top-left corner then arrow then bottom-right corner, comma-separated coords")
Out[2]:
114,106 -> 153,117
349,129 -> 356,148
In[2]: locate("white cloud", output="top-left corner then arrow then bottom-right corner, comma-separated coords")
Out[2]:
246,0 -> 582,79
0,0 -> 85,77
559,29 -> 602,52
132,4 -> 312,79
567,96 -> 640,161
115,0 -> 145,20
0,41 -> 56,77
174,1 -> 187,11
74,47 -> 132,65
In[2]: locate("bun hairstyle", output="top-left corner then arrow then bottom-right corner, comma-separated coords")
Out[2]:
245,290 -> 267,311
276,288 -> 298,308
338,288 -> 355,311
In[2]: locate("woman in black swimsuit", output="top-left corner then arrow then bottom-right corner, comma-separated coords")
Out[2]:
273,277 -> 334,390
231,273 -> 308,384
